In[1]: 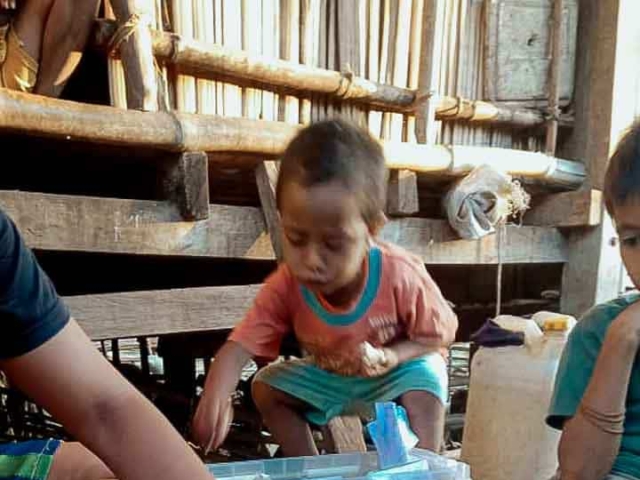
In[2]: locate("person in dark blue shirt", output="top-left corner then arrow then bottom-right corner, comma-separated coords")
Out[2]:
0,209 -> 214,480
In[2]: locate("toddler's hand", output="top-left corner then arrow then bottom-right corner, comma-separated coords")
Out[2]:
359,342 -> 398,377
191,392 -> 233,454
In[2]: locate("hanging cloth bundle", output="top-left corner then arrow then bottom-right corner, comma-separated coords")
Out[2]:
444,164 -> 530,240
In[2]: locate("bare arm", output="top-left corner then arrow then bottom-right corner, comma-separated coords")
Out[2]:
557,305 -> 640,480
0,319 -> 212,480
385,339 -> 437,364
192,341 -> 253,452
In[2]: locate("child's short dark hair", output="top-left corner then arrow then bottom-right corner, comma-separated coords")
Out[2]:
276,119 -> 387,224
604,121 -> 640,215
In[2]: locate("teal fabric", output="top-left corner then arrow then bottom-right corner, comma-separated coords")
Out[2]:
547,292 -> 640,479
255,353 -> 448,426
300,246 -> 382,327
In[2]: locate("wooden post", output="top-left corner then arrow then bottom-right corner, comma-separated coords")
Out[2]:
415,0 -> 443,145
109,0 -> 158,111
545,0 -> 564,155
327,416 -> 367,453
559,0 -> 640,316
159,151 -> 210,221
255,161 -> 283,261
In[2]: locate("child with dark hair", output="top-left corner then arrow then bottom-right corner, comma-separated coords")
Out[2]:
192,119 -> 458,457
547,121 -> 640,480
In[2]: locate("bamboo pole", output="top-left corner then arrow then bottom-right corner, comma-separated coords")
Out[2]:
0,88 -> 585,188
405,0 -> 424,144
368,0 -> 382,136
261,0 -> 279,121
94,18 -> 560,128
223,0 -> 243,118
279,0 -> 300,124
242,0 -> 262,120
193,0 -> 215,114
213,0 -> 224,115
109,0 -> 158,111
171,0 -> 196,112
545,0 -> 564,155
105,0 -> 128,109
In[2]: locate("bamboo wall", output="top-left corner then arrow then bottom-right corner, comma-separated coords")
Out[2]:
106,0 -> 550,150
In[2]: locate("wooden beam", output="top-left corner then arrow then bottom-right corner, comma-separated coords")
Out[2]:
0,191 -> 273,259
0,191 -> 567,265
108,0 -> 158,111
386,170 -> 420,216
524,190 -> 603,227
0,89 -> 587,189
158,151 -> 210,221
66,285 -> 260,340
92,18 -> 567,127
559,0 -> 632,316
380,219 -> 567,265
255,161 -> 283,261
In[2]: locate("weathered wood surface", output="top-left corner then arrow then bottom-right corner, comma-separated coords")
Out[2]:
0,88 -> 586,189
545,0 -> 565,155
92,18 -> 561,127
484,0 -> 578,103
559,0 -> 631,316
386,170 -> 419,216
327,415 -> 367,454
0,191 -> 567,265
0,191 -> 274,259
525,190 -> 602,227
158,151 -> 210,221
66,284 -> 261,340
255,161 -> 283,261
108,0 -> 158,110
379,218 -> 568,265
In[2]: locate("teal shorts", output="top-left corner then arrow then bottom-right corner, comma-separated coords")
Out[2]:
254,354 -> 448,426
0,439 -> 61,480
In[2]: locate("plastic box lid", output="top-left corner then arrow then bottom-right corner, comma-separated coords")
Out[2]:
207,449 -> 470,480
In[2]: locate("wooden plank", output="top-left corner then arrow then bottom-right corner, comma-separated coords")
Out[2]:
327,416 -> 366,454
524,190 -> 602,227
559,0 -> 629,316
158,151 -> 210,221
255,161 -> 283,261
0,191 -> 274,259
379,219 -> 568,265
65,284 -> 261,340
109,0 -> 159,111
386,170 -> 420,216
0,191 -> 566,264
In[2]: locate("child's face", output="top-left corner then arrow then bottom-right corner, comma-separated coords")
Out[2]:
279,180 -> 375,297
614,197 -> 640,289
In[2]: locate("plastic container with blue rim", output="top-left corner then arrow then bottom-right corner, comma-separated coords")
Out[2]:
207,449 -> 471,480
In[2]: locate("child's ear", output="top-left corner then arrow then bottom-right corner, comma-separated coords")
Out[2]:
368,211 -> 387,236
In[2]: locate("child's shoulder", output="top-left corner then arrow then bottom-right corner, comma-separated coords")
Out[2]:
573,292 -> 640,340
374,241 -> 428,278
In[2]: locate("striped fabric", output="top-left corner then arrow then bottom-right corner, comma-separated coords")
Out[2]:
0,440 -> 61,480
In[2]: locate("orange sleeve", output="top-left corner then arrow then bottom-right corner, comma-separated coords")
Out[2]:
397,262 -> 458,348
229,265 -> 293,361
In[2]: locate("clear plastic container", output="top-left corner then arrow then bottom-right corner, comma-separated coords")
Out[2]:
207,449 -> 470,480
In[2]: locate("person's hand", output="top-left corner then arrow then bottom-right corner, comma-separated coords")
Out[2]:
607,301 -> 640,350
359,342 -> 398,377
0,0 -> 17,11
191,392 -> 234,454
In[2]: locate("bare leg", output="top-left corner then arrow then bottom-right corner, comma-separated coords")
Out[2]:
399,390 -> 446,452
47,442 -> 114,480
12,0 -> 100,97
252,380 -> 319,457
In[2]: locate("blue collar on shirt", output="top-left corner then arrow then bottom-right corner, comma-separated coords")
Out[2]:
300,246 -> 382,326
